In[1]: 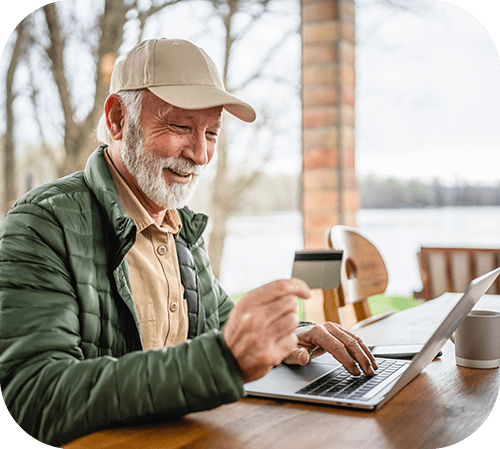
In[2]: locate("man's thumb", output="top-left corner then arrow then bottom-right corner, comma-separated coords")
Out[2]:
283,347 -> 310,366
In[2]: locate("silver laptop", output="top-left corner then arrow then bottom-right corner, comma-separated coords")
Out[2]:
245,267 -> 500,410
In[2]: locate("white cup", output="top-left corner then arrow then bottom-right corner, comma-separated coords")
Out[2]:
451,310 -> 500,369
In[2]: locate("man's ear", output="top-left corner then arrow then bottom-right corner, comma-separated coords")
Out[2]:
105,94 -> 126,141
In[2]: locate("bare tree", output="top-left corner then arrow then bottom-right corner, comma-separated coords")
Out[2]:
205,0 -> 300,277
2,19 -> 27,218
3,0 -> 300,279
11,0 -> 183,179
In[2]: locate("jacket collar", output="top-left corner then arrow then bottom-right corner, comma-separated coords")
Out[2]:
177,206 -> 208,245
83,146 -> 209,251
83,146 -> 137,268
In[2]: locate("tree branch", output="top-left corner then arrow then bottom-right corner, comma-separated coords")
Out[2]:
233,26 -> 298,91
136,0 -> 187,42
229,155 -> 271,206
26,46 -> 63,174
42,3 -> 77,145
228,105 -> 277,204
3,20 -> 27,217
84,0 -> 130,137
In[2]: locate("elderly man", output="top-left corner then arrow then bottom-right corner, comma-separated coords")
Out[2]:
0,38 -> 376,446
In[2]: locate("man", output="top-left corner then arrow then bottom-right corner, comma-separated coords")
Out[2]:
0,38 -> 377,447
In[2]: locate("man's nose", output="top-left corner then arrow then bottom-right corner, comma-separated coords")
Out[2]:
185,133 -> 209,166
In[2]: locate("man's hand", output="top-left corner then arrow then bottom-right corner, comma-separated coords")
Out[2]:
224,279 -> 311,383
283,323 -> 379,376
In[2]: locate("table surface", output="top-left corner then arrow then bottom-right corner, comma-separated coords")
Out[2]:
63,293 -> 500,449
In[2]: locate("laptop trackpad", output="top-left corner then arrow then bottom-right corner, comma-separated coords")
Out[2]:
244,354 -> 341,395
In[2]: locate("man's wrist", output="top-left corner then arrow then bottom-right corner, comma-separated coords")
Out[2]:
298,321 -> 316,327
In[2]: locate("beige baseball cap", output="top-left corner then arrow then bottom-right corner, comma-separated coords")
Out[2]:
110,38 -> 256,123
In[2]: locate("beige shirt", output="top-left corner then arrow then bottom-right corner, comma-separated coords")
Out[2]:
105,150 -> 189,350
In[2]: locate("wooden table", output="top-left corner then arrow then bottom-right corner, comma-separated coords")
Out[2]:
63,294 -> 500,449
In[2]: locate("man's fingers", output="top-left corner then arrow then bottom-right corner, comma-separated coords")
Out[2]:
240,294 -> 298,337
271,306 -> 300,340
223,278 -> 310,384
320,334 -> 363,376
247,278 -> 312,305
265,294 -> 299,322
339,326 -> 379,370
305,324 -> 374,376
321,323 -> 376,375
279,333 -> 300,360
283,347 -> 310,366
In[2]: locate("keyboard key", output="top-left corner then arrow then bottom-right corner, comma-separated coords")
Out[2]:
297,359 -> 409,400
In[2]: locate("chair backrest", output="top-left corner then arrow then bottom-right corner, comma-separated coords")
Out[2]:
416,246 -> 500,301
323,225 -> 389,327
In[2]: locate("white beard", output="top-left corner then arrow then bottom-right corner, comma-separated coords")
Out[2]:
121,119 -> 205,209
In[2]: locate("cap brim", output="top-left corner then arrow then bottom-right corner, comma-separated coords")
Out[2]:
148,85 -> 256,123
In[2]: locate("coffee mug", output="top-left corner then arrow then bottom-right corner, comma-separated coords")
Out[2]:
451,310 -> 500,369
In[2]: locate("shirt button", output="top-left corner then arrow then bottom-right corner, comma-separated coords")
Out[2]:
157,245 -> 167,256
170,302 -> 178,313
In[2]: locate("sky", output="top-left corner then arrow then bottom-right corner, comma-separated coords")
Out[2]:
1,0 -> 500,187
355,0 -> 500,185
1,0 -> 500,184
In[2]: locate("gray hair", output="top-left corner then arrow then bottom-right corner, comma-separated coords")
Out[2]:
95,89 -> 145,144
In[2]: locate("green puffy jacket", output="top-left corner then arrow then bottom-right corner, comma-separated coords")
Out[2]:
0,147 -> 244,447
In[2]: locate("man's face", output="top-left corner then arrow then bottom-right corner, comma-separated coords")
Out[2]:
121,90 -> 223,209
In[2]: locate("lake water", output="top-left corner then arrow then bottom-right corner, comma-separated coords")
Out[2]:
219,206 -> 500,297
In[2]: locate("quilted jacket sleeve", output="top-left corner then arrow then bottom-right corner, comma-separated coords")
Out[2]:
0,202 -> 244,447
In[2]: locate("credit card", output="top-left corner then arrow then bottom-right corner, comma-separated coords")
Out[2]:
291,250 -> 343,289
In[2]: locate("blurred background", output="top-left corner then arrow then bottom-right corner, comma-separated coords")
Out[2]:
1,0 -> 499,301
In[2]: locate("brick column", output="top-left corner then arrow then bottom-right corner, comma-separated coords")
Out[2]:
301,0 -> 358,248
301,0 -> 358,321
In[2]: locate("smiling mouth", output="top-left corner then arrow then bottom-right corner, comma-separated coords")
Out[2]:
167,167 -> 192,178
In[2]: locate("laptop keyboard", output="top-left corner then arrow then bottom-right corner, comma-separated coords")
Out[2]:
296,358 -> 409,401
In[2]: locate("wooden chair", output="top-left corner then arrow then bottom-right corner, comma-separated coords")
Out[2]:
323,225 -> 395,331
415,246 -> 500,301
